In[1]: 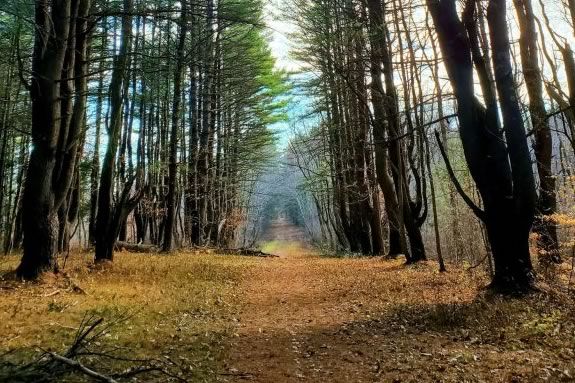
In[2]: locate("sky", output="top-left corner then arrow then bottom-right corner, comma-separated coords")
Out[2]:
264,0 -> 300,72
263,0 -> 309,150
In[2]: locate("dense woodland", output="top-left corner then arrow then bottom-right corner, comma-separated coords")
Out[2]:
284,0 -> 575,292
0,0 -> 288,272
3,0 -> 575,381
0,0 -> 575,296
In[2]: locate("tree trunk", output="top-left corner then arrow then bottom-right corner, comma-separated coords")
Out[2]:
95,0 -> 133,262
514,0 -> 559,263
163,2 -> 188,252
366,0 -> 405,258
428,0 -> 537,293
18,0 -> 90,279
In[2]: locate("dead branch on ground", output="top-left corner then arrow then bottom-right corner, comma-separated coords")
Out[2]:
0,314 -> 188,382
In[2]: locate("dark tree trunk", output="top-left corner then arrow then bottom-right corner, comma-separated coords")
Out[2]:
95,0 -> 133,262
163,2 -> 188,252
486,0 -> 537,289
18,0 -> 90,279
366,0 -> 405,258
89,67 -> 104,246
428,0 -> 537,293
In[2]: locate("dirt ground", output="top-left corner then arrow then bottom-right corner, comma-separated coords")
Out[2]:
1,218 -> 575,382
221,248 -> 575,383
220,221 -> 575,383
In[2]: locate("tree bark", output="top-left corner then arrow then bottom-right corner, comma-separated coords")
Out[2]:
18,0 -> 90,279
513,0 -> 559,263
366,0 -> 405,258
163,1 -> 188,252
428,0 -> 537,293
95,0 -> 133,262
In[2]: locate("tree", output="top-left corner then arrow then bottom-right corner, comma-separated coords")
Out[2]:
94,0 -> 140,262
514,0 -> 560,263
17,0 -> 91,279
162,0 -> 188,252
428,0 -> 537,292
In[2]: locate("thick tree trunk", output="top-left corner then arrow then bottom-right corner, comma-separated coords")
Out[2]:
18,0 -> 90,279
17,0 -> 69,277
487,0 -> 537,289
428,0 -> 536,293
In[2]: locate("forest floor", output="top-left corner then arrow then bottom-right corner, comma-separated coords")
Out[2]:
221,244 -> 575,383
1,221 -> 575,382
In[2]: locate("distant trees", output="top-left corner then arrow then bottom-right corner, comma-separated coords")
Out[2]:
286,0 -> 575,293
289,0 -> 420,257
290,0 -> 433,259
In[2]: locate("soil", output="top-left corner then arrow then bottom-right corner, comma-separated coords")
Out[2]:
221,218 -> 575,383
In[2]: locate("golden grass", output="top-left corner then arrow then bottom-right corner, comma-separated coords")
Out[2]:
2,248 -> 575,382
0,251 -> 259,381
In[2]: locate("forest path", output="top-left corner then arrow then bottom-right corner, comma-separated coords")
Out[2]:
221,251 -> 456,383
220,245 -> 573,382
258,216 -> 312,258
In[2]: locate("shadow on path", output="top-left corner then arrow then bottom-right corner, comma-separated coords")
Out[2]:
221,235 -> 573,382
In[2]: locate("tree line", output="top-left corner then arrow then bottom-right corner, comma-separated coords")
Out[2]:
0,0 -> 287,278
286,0 -> 575,293
1,0 -> 575,295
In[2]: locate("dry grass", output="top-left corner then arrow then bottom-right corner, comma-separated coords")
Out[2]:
0,251 -> 259,382
1,247 -> 575,382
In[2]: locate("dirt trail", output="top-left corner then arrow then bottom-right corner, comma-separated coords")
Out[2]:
258,216 -> 311,258
221,220 -> 574,383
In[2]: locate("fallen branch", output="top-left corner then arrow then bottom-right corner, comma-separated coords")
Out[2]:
0,314 -> 189,382
68,317 -> 104,357
217,248 -> 279,258
43,290 -> 61,298
48,352 -> 118,383
114,241 -> 159,253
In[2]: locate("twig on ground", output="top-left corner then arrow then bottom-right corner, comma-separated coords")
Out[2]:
0,313 -> 192,382
48,352 -> 118,383
43,290 -> 61,298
